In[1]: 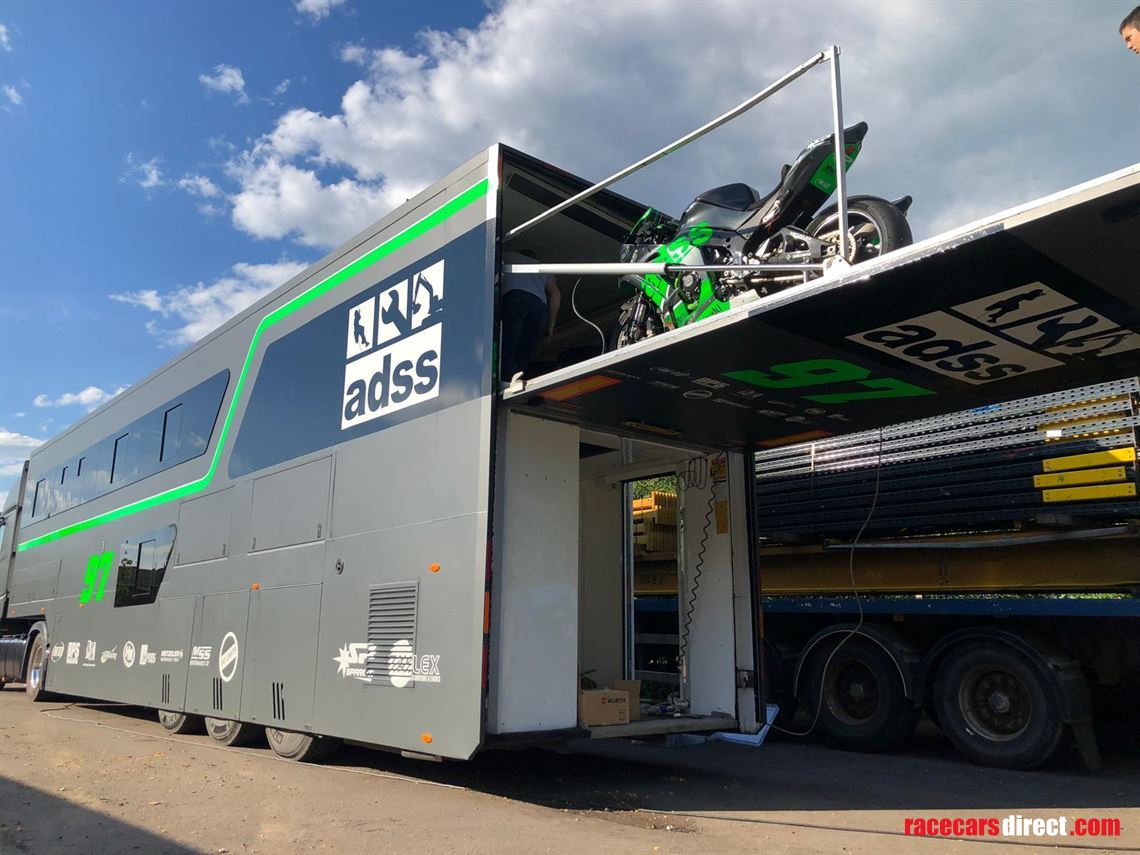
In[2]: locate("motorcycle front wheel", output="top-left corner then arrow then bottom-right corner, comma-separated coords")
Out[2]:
610,294 -> 663,351
806,197 -> 912,264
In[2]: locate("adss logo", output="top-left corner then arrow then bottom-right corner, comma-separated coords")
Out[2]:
342,260 -> 444,430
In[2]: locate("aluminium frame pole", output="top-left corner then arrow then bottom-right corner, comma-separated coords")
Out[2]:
828,45 -> 850,262
505,50 -> 829,241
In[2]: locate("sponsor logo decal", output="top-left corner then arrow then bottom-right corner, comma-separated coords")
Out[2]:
100,646 -> 118,664
159,649 -> 184,664
850,282 -> 1139,385
83,640 -> 97,668
66,642 -> 80,665
123,640 -> 136,668
51,642 -> 64,663
190,646 -> 212,667
218,632 -> 239,683
139,644 -> 157,666
334,639 -> 441,686
342,260 -> 444,430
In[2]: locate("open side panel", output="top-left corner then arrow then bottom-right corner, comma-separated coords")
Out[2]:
505,168 -> 1140,451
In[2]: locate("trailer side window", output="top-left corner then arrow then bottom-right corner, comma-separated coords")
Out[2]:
31,478 -> 46,518
160,404 -> 183,462
114,525 -> 176,607
111,433 -> 129,484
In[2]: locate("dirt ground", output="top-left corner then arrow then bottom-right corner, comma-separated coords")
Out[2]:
0,688 -> 1137,854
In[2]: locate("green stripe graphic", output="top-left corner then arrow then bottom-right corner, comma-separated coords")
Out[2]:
18,178 -> 490,553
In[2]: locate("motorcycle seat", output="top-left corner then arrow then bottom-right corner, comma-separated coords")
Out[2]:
693,182 -> 778,212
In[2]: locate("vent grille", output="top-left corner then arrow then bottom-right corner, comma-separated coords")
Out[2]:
212,677 -> 223,711
365,582 -> 418,687
161,673 -> 171,705
271,682 -> 286,720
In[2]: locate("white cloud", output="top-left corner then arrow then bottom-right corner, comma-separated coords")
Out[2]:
33,386 -> 127,412
13,412 -> 25,418
0,23 -> 11,52
273,78 -> 291,96
198,64 -> 249,104
178,173 -> 221,198
0,427 -> 43,495
124,152 -> 165,189
295,0 -> 345,22
223,0 -> 1134,250
109,259 -> 308,346
2,84 -> 21,106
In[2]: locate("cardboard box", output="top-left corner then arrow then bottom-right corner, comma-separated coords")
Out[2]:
578,689 -> 629,726
614,679 -> 642,721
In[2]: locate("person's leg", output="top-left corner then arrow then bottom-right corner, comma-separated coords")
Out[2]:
514,293 -> 547,377
499,291 -> 527,380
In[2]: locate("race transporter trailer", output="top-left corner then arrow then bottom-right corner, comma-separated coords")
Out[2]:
1,145 -> 1137,765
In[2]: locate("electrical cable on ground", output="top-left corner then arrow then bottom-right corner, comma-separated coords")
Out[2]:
769,428 -> 882,738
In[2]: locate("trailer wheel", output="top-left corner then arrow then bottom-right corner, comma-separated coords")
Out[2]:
265,727 -> 341,762
24,631 -> 54,703
803,636 -> 917,752
157,710 -> 205,734
203,716 -> 263,747
933,643 -> 1065,769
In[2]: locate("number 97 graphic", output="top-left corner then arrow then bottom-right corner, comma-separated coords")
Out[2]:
79,551 -> 115,604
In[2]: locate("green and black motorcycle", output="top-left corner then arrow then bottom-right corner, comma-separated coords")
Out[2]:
612,121 -> 913,349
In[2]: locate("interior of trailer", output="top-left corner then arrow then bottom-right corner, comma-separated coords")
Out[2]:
486,410 -> 757,742
498,147 -> 648,375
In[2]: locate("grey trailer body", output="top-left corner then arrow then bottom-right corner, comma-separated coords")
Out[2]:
1,147 -> 1137,761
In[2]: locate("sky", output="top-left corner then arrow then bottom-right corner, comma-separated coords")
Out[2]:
1,0 -> 1138,497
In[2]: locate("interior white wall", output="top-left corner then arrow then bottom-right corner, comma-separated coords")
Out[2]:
486,412 -> 580,734
681,456 -> 738,719
577,479 -> 624,688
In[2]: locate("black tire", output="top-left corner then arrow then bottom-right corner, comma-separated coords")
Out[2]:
157,710 -> 206,734
803,635 -> 918,753
933,643 -> 1066,770
24,632 -> 54,703
203,716 -> 263,747
610,294 -> 661,351
808,197 -> 912,264
265,727 -> 341,762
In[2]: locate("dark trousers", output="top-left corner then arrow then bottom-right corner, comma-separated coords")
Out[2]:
500,290 -> 546,380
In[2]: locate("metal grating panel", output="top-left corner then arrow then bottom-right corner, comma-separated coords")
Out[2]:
365,582 -> 419,688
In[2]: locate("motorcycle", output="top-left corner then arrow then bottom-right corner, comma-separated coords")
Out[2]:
611,121 -> 913,349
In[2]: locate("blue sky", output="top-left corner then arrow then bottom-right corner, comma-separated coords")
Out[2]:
1,0 -> 1137,495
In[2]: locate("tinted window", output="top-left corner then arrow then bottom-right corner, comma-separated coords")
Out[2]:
114,525 -> 176,607
111,434 -> 129,484
25,370 -> 229,522
31,479 -> 45,517
160,404 -> 183,462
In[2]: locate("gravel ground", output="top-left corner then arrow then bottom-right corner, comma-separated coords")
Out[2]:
1,687 -> 1137,854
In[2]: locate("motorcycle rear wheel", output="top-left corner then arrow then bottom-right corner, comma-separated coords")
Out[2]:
807,198 -> 912,264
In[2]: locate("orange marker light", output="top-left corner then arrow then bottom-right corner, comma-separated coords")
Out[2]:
421,732 -> 433,744
251,582 -> 261,591
429,563 -> 441,573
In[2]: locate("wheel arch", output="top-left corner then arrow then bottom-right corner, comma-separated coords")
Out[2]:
21,620 -> 49,682
917,627 -> 1087,725
792,623 -> 920,701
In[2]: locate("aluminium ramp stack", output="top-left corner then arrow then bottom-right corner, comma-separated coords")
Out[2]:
752,378 -> 1140,540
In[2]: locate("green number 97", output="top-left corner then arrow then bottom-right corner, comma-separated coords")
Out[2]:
79,551 -> 114,604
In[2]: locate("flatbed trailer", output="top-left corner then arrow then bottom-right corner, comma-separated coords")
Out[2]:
0,144 -> 1136,768
754,378 -> 1139,769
